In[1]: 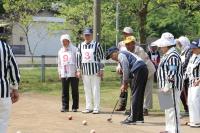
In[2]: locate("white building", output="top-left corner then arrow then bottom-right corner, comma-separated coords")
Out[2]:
11,13 -> 67,56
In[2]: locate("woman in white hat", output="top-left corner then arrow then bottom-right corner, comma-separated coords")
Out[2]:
185,39 -> 200,127
58,34 -> 79,112
176,36 -> 192,116
154,32 -> 183,133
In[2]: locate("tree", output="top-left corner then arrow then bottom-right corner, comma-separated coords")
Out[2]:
0,0 -> 5,14
147,0 -> 200,40
3,0 -> 44,63
55,0 -> 116,49
119,0 -> 180,45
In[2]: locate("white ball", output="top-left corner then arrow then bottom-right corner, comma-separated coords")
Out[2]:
82,120 -> 87,125
90,129 -> 96,133
16,130 -> 22,133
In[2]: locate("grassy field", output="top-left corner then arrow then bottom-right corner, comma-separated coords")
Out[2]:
19,66 -> 182,112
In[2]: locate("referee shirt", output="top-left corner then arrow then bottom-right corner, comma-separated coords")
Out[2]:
185,54 -> 200,87
76,40 -> 104,75
157,47 -> 183,91
0,40 -> 20,98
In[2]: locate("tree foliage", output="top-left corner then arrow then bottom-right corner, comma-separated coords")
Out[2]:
2,0 -> 200,48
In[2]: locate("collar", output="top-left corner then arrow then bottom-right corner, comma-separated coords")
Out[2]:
164,47 -> 176,56
83,40 -> 94,45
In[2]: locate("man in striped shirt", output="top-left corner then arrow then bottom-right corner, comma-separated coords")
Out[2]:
76,27 -> 104,114
153,32 -> 183,133
185,39 -> 200,127
0,40 -> 20,133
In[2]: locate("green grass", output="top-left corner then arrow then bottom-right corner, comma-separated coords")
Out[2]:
19,66 -> 184,112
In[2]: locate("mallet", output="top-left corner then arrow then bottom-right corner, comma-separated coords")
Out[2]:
107,99 -> 119,122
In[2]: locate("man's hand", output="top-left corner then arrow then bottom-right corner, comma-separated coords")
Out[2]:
97,70 -> 104,80
116,66 -> 123,75
193,79 -> 200,87
10,89 -> 19,104
120,83 -> 128,92
76,71 -> 81,78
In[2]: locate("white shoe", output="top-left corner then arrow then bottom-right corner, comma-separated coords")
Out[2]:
82,109 -> 93,113
190,123 -> 200,128
92,110 -> 99,114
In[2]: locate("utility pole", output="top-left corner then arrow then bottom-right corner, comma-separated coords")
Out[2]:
93,0 -> 101,42
116,0 -> 119,46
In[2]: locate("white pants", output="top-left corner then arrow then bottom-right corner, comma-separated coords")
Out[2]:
0,98 -> 11,133
165,90 -> 180,133
143,75 -> 153,109
82,75 -> 101,111
188,86 -> 200,124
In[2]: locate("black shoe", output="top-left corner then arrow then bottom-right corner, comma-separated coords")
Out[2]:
120,117 -> 136,125
72,109 -> 77,112
136,120 -> 144,124
61,109 -> 69,112
120,119 -> 136,125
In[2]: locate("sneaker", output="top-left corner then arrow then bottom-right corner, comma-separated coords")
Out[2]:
143,109 -> 148,116
92,110 -> 99,114
120,116 -> 136,125
72,109 -> 77,112
189,123 -> 200,128
120,118 -> 136,125
60,109 -> 69,112
82,109 -> 93,113
136,120 -> 144,124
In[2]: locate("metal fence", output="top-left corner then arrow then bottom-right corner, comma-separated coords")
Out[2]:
15,55 -> 116,82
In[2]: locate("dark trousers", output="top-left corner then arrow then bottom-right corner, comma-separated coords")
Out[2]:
61,77 -> 79,110
130,66 -> 148,121
180,78 -> 189,112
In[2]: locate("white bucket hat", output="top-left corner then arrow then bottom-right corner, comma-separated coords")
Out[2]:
152,32 -> 176,47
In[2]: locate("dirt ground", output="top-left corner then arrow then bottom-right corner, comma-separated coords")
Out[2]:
8,93 -> 199,133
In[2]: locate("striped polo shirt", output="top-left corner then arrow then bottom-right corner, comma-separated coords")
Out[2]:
185,54 -> 200,87
0,40 -> 20,98
76,40 -> 104,75
157,47 -> 183,91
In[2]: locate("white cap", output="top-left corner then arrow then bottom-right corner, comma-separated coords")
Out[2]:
123,27 -> 133,34
152,32 -> 176,47
60,34 -> 71,45
176,36 -> 190,48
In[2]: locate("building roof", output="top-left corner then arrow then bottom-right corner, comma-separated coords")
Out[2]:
32,16 -> 65,23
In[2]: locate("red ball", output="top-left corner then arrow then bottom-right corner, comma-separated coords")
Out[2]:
68,115 -> 72,120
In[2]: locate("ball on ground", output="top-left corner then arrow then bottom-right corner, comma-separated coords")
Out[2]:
90,129 -> 96,133
68,115 -> 72,120
82,120 -> 87,125
16,131 -> 22,133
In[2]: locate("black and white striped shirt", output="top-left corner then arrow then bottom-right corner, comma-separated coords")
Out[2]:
0,40 -> 20,98
76,40 -> 104,75
157,47 -> 183,91
185,54 -> 200,87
